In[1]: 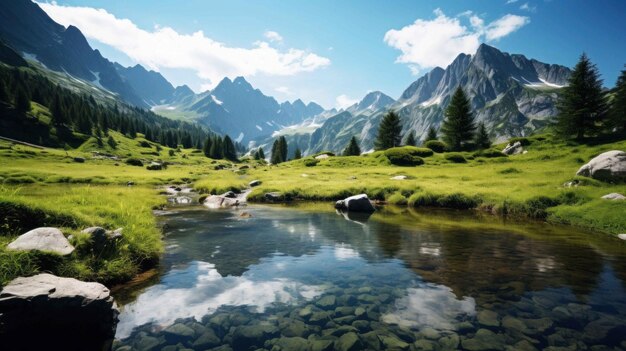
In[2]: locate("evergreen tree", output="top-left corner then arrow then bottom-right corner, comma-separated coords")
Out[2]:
403,131 -> 416,146
203,137 -> 212,157
474,122 -> 491,149
441,87 -> 475,150
374,110 -> 402,150
51,95 -> 67,126
270,139 -> 284,164
555,53 -> 608,139
609,66 -> 626,132
77,114 -> 93,135
107,136 -> 117,149
258,147 -> 265,160
222,135 -> 238,161
294,148 -> 302,159
15,88 -> 31,113
277,136 -> 288,162
0,80 -> 8,102
425,126 -> 438,141
210,136 -> 223,159
343,136 -> 361,156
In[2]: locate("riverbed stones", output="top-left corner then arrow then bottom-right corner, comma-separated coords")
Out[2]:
379,334 -> 410,350
335,332 -> 362,351
477,310 -> 500,328
576,150 -> 626,181
164,323 -> 195,343
7,227 -> 74,255
0,273 -> 119,350
461,329 -> 505,351
316,295 -> 337,309
601,192 -> 626,200
335,194 -> 375,213
204,194 -> 243,208
231,324 -> 279,350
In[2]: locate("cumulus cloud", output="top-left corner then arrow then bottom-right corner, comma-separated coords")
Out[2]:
520,3 -> 537,12
384,9 -> 529,74
264,30 -> 283,43
37,2 -> 330,89
335,94 -> 359,109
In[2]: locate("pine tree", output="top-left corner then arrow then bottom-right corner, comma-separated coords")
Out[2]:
609,66 -> 626,133
374,110 -> 402,150
210,136 -> 223,159
474,122 -> 491,149
343,136 -> 361,156
258,147 -> 265,160
222,135 -> 238,161
51,95 -> 67,126
441,87 -> 475,150
555,53 -> 608,139
15,88 -> 31,113
425,126 -> 437,141
278,136 -> 288,162
294,148 -> 302,159
77,114 -> 93,135
403,131 -> 416,146
203,137 -> 212,157
270,139 -> 284,164
107,136 -> 117,149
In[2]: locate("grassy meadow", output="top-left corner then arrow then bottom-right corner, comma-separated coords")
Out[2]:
1,131 -> 625,286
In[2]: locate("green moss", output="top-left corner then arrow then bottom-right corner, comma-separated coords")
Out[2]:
384,147 -> 427,166
444,153 -> 467,163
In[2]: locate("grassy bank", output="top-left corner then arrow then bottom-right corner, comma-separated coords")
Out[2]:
195,134 -> 626,235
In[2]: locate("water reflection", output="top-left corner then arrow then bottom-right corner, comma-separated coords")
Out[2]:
113,204 -> 626,350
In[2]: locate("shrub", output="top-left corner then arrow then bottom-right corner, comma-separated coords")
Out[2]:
125,158 -> 143,167
387,192 -> 408,205
384,147 -> 427,166
303,158 -> 319,167
475,149 -> 507,158
138,140 -> 151,148
424,140 -> 447,153
408,192 -> 480,209
168,150 -> 175,157
498,167 -> 522,174
444,153 -> 466,163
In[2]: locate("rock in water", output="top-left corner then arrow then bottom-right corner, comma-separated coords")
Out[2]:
7,227 -> 74,255
577,150 -> 626,182
335,194 -> 375,213
0,273 -> 119,350
203,194 -> 243,208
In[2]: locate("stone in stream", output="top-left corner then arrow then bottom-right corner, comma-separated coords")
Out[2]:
379,334 -> 410,350
7,227 -> 74,255
0,273 -> 119,350
231,324 -> 279,350
477,310 -> 500,328
461,329 -> 505,351
163,322 -> 195,343
335,332 -> 363,351
413,338 -> 436,350
203,194 -> 244,208
316,295 -> 337,310
576,150 -> 626,181
438,333 -> 460,350
310,339 -> 334,351
335,194 -> 376,213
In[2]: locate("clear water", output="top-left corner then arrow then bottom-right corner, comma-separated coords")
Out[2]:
113,204 -> 626,351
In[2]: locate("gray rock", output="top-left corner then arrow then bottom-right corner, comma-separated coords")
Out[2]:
379,334 -> 410,350
264,192 -> 286,202
618,234 -> 626,240
146,162 -> 163,170
231,324 -> 279,350
310,339 -> 334,351
390,175 -> 408,180
461,329 -> 505,351
222,191 -> 237,198
577,150 -> 626,181
203,195 -> 243,208
273,336 -> 309,351
164,323 -> 195,342
73,157 -> 85,163
502,141 -> 523,155
413,338 -> 436,351
335,332 -> 362,351
316,295 -> 337,310
334,194 -> 375,213
477,310 -> 500,328
135,335 -> 162,351
281,320 -> 311,338
249,180 -> 262,187
81,226 -> 123,251
601,192 -> 626,200
0,273 -> 119,350
7,227 -> 74,255
438,334 -> 460,350
309,311 -> 332,325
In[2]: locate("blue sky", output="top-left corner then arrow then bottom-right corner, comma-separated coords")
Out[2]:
39,0 -> 626,108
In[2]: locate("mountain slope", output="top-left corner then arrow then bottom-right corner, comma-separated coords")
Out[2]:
114,64 -> 175,106
0,0 -> 146,107
270,44 -> 570,155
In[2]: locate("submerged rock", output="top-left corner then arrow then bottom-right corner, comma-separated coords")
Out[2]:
577,150 -> 626,182
461,329 -> 505,351
0,273 -> 119,350
335,194 -> 375,213
335,332 -> 362,351
7,227 -> 74,255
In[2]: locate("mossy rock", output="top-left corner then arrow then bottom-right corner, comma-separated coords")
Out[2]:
444,153 -> 467,163
384,147 -> 427,166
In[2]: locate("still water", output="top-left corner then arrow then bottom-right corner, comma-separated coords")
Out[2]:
113,204 -> 626,351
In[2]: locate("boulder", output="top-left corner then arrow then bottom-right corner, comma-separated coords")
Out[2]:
73,157 -> 85,163
264,192 -> 286,202
390,175 -> 408,180
315,154 -> 331,160
249,180 -> 262,187
7,227 -> 74,255
502,141 -> 523,155
0,273 -> 119,350
618,234 -> 626,241
577,150 -> 626,182
222,191 -> 237,198
601,193 -> 626,200
203,195 -> 243,208
335,194 -> 375,213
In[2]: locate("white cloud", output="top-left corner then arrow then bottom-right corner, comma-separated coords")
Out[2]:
520,3 -> 537,12
383,9 -> 529,74
506,0 -> 519,3
275,86 -> 294,96
264,30 -> 283,43
37,2 -> 330,89
335,94 -> 358,109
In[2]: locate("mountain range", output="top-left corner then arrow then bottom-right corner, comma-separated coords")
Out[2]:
0,0 -> 571,155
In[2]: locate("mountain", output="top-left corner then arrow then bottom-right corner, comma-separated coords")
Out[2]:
267,44 -> 570,155
346,91 -> 395,116
0,0 -> 146,107
153,76 -> 327,143
114,64 -> 175,106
